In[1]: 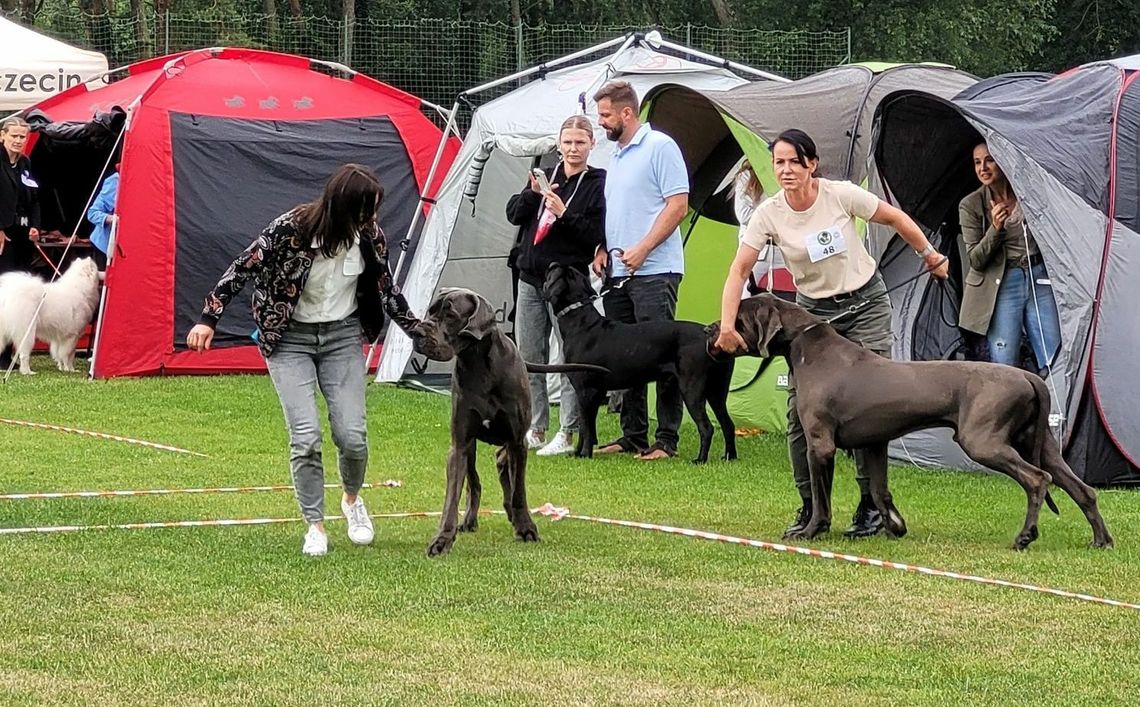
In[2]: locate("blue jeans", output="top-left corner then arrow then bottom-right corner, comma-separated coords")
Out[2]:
265,316 -> 368,523
987,261 -> 1061,370
515,280 -> 579,434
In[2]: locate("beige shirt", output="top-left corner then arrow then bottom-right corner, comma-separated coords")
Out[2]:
742,178 -> 880,299
292,236 -> 363,323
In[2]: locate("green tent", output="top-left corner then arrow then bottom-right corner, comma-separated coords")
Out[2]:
643,63 -> 977,433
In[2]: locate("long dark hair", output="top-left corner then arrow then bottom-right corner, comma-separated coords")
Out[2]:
296,164 -> 384,258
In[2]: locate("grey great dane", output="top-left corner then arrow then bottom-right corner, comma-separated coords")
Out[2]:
412,287 -> 607,556
710,294 -> 1113,551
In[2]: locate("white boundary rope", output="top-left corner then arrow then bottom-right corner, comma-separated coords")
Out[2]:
0,417 -> 207,457
0,479 -> 403,501
1,500 -> 1133,612
528,504 -> 1140,613
0,509 -> 452,536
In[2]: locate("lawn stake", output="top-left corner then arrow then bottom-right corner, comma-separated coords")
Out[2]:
0,417 -> 207,457
532,503 -> 1140,613
0,480 -> 403,501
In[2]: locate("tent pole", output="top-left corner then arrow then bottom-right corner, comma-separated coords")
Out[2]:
389,96 -> 460,287
88,98 -> 138,380
460,34 -> 630,98
655,37 -> 789,83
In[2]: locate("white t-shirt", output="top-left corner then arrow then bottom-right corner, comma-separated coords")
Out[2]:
742,178 -> 880,299
292,236 -> 363,323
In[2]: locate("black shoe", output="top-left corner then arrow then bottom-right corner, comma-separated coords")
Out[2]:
843,497 -> 884,538
782,501 -> 812,538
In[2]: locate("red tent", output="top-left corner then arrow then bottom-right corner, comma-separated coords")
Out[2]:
28,47 -> 458,377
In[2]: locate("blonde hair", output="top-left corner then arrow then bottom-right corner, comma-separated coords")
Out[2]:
736,160 -> 763,201
1,116 -> 30,134
560,115 -> 594,137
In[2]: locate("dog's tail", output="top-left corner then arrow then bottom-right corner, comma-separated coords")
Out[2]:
525,361 -> 611,375
1026,372 -> 1060,516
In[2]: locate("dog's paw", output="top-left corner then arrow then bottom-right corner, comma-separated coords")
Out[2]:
426,535 -> 454,557
457,518 -> 479,533
884,509 -> 908,538
690,456 -> 708,465
19,369 -> 35,376
722,451 -> 738,461
1090,536 -> 1114,549
515,525 -> 540,543
1011,525 -> 1039,551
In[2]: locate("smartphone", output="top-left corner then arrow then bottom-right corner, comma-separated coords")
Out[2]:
531,168 -> 552,193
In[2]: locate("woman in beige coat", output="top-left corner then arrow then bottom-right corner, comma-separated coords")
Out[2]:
958,142 -> 1060,373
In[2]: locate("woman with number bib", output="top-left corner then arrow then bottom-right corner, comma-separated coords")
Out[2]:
714,129 -> 949,540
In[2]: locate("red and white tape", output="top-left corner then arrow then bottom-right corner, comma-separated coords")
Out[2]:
0,417 -> 207,457
531,503 -> 1140,612
0,509 -> 454,536
0,479 -> 403,501
3,499 -> 1133,613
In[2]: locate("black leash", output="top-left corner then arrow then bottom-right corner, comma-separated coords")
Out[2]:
819,255 -> 950,326
553,247 -> 630,317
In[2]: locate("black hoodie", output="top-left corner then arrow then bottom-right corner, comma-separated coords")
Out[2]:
505,163 -> 606,288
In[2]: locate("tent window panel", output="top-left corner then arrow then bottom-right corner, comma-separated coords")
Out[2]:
168,114 -> 420,349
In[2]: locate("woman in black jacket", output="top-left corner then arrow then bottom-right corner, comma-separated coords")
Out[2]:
1,116 -> 42,369
505,115 -> 606,456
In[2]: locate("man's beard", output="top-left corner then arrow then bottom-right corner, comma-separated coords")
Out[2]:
604,123 -> 624,142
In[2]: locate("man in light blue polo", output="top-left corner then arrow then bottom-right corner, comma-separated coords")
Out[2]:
590,80 -> 689,461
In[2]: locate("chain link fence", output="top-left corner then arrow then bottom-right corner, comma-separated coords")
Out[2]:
10,13 -> 850,108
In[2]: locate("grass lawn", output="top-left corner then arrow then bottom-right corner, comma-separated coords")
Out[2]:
2,360 -> 1139,706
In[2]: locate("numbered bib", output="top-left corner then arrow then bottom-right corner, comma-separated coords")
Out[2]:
805,226 -> 847,263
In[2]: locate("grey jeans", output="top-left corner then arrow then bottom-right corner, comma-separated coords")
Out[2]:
265,315 -> 368,523
789,274 -> 893,502
515,279 -> 579,433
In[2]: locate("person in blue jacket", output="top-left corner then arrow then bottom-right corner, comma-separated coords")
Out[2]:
86,165 -> 119,269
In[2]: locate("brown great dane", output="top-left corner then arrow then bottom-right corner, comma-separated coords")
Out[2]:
412,287 -> 608,556
710,294 -> 1113,551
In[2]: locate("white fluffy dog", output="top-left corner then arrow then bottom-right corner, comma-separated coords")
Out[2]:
0,257 -> 101,375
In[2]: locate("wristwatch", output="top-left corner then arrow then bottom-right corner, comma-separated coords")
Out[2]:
916,244 -> 936,259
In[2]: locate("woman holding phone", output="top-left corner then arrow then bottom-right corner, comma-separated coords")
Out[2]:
505,115 -> 606,456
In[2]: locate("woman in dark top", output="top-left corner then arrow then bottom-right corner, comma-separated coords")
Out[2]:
0,116 -> 42,369
505,115 -> 606,457
186,164 -> 421,557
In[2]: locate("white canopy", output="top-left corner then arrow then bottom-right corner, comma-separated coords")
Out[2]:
1,17 -> 108,111
377,39 -> 755,382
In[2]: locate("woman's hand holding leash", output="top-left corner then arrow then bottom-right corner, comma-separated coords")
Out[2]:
591,248 -> 608,277
924,251 -> 950,279
714,327 -> 747,354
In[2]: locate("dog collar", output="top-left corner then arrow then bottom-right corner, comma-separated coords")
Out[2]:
555,300 -> 590,318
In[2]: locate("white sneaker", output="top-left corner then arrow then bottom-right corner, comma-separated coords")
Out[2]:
302,524 -> 328,556
525,429 -> 545,450
537,430 -> 575,456
341,495 -> 375,545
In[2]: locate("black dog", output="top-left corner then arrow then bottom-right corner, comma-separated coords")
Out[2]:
413,287 -> 608,556
543,264 -> 737,464
714,294 -> 1113,550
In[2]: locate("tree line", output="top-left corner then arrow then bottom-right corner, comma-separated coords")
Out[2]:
4,0 -> 1137,77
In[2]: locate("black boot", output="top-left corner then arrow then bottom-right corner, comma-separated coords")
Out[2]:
782,500 -> 813,539
843,496 -> 884,538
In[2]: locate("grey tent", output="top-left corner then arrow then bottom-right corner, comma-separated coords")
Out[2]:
870,56 -> 1140,486
636,64 -> 976,432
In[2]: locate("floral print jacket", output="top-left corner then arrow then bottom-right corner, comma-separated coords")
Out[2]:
198,208 -> 419,357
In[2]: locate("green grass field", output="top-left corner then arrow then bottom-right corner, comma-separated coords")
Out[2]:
2,361 -> 1138,706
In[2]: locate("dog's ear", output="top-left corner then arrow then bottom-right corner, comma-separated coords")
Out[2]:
755,303 -> 783,358
458,293 -> 497,340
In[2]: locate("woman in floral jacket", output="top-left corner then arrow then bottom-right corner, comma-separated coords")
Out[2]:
186,163 -> 419,557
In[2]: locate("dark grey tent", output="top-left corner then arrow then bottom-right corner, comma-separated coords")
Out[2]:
870,56 -> 1140,485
